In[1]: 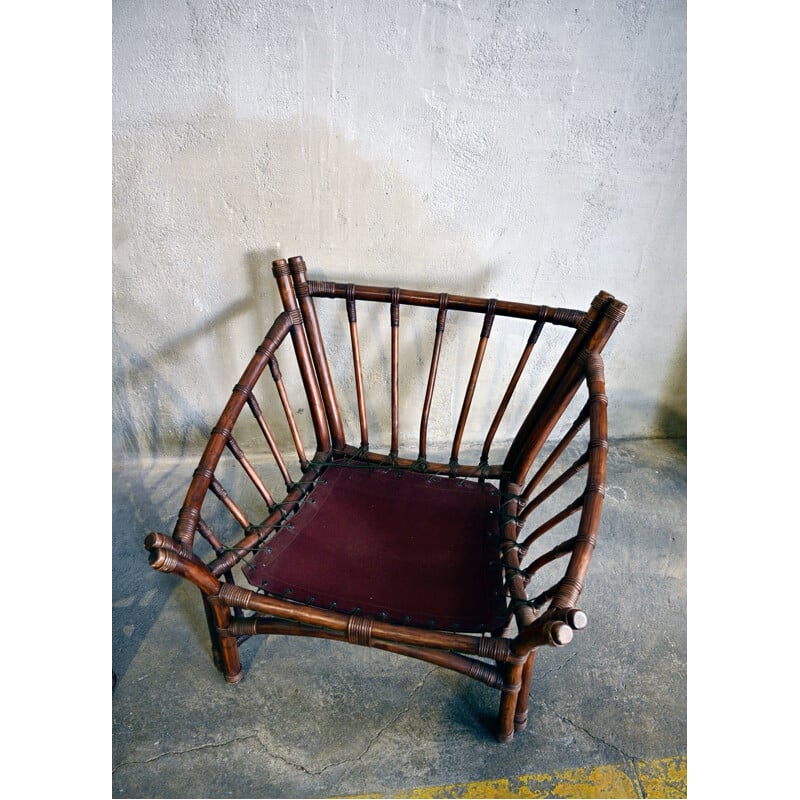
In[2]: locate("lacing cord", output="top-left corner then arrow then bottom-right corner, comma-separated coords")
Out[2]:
216,472 -> 322,566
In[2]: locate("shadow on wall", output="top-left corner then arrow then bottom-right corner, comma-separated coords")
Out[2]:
112,247 -> 283,463
113,111 -> 502,462
112,112 -> 498,682
112,251 -> 279,685
655,316 -> 686,438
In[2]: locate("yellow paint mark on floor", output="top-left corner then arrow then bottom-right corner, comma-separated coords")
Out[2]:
637,756 -> 687,798
340,754 -> 686,799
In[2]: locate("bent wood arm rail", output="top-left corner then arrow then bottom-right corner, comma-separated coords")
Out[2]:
145,254 -> 627,743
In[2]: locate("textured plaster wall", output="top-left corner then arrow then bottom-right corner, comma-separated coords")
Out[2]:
113,0 -> 686,463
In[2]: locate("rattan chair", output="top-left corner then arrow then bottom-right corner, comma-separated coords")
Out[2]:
145,256 -> 627,742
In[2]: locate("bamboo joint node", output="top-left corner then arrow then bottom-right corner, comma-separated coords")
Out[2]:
477,637 -> 512,662
226,437 -> 244,458
229,618 -> 259,636
604,304 -> 627,322
218,582 -> 255,610
346,613 -> 374,647
436,293 -> 449,331
271,260 -> 290,277
256,336 -> 280,359
468,660 -> 505,689
288,256 -> 306,276
552,308 -> 584,326
148,548 -> 180,573
346,284 -> 357,321
481,299 -> 497,337
574,533 -> 598,549
585,482 -> 606,496
309,280 -> 336,297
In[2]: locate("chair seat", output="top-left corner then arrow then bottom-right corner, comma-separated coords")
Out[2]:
243,463 -> 508,633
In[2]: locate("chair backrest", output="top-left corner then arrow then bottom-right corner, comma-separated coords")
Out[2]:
274,256 -> 625,477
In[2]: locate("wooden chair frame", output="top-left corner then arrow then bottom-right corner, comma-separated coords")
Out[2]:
145,255 -> 627,742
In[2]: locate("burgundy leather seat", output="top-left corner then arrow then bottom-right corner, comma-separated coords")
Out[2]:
244,464 -> 508,632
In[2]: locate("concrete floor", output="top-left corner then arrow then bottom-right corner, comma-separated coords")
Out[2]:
112,437 -> 686,799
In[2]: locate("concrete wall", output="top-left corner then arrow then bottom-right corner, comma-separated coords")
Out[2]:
113,0 -> 686,464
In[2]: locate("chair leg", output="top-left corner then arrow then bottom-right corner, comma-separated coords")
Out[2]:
495,658 -> 525,743
201,593 -> 224,672
514,651 -> 537,732
205,595 -> 242,684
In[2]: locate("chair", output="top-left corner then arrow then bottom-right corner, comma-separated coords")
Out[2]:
145,255 -> 627,742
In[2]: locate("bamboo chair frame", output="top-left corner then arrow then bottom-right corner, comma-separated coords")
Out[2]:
145,255 -> 627,742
